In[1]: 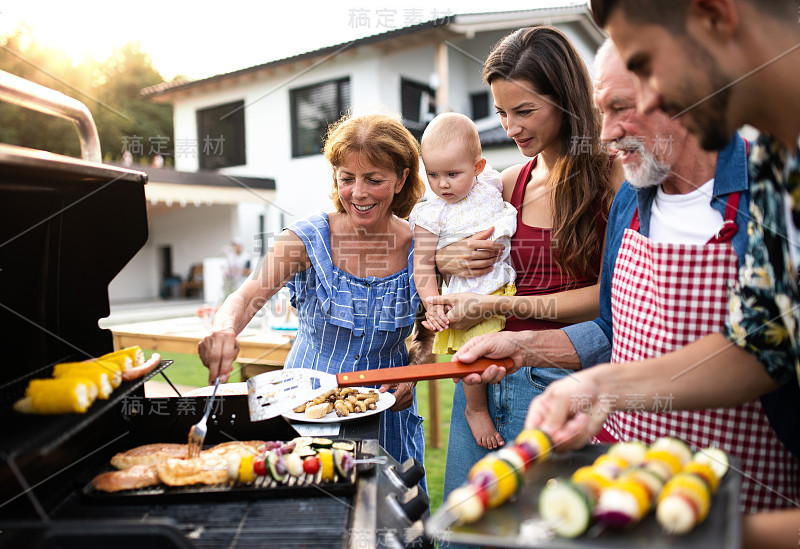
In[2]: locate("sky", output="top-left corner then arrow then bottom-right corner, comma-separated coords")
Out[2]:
0,0 -> 584,81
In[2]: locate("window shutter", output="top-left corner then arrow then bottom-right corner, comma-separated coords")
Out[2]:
400,78 -> 434,140
196,100 -> 246,169
291,78 -> 351,158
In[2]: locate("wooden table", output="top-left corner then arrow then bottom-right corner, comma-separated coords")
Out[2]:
109,316 -> 295,376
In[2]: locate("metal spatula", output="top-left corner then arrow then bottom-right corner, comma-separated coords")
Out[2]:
246,357 -> 512,422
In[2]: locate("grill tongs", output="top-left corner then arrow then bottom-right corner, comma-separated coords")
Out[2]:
247,357 -> 513,422
188,376 -> 221,458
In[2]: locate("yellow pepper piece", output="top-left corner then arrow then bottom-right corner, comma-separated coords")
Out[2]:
683,461 -> 719,492
238,454 -> 256,484
467,455 -> 518,508
485,456 -> 519,508
613,478 -> 652,518
514,429 -> 553,463
659,472 -> 711,521
644,449 -> 683,477
572,465 -> 612,501
593,453 -> 629,471
319,449 -> 335,482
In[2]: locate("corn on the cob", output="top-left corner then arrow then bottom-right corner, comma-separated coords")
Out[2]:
52,362 -> 114,398
98,346 -> 145,372
87,358 -> 124,388
14,378 -> 94,414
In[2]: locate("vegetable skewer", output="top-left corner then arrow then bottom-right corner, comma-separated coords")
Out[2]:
445,428 -> 553,524
656,448 -> 729,534
538,441 -> 647,537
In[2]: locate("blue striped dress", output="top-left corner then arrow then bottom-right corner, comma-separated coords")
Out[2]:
284,213 -> 426,487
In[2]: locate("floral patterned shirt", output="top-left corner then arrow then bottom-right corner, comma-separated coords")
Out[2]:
724,134 -> 800,386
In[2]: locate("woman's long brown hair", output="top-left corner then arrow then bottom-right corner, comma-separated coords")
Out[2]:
483,26 -> 612,282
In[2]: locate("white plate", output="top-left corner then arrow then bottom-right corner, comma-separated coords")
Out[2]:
282,390 -> 396,423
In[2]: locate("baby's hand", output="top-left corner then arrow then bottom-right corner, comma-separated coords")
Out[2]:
424,304 -> 450,332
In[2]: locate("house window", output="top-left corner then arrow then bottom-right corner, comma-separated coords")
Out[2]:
290,78 -> 351,158
471,91 -> 491,120
196,100 -> 246,169
401,77 -> 436,140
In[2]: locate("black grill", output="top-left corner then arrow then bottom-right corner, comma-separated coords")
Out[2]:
0,71 -> 432,549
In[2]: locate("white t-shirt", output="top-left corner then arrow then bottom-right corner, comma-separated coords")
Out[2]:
649,179 -> 725,245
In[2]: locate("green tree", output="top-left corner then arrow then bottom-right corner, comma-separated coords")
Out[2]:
0,27 -> 90,157
0,27 -> 173,163
92,42 -> 174,164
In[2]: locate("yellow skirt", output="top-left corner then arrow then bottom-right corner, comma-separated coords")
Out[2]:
432,283 -> 517,355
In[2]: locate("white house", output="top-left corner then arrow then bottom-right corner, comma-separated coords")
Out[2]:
118,6 -> 604,304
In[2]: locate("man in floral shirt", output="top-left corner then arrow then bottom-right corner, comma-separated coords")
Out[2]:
727,138 -> 800,387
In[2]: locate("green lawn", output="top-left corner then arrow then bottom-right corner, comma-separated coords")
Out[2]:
146,349 -> 454,513
415,378 -> 455,514
148,349 -> 243,387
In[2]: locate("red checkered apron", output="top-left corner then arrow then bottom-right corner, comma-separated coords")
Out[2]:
604,192 -> 800,512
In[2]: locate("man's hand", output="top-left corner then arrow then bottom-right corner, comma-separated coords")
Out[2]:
435,227 -> 504,278
525,369 -> 610,451
380,382 -> 415,411
197,327 -> 239,384
452,331 -> 529,384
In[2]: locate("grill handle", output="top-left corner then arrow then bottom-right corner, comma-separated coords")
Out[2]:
0,69 -> 102,162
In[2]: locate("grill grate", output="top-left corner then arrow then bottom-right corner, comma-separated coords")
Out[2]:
81,440 -> 361,504
54,495 -> 352,548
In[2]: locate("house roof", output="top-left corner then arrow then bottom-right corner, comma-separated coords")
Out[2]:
141,16 -> 456,100
110,163 -> 277,206
479,124 -> 515,148
119,164 -> 275,190
142,5 -> 603,101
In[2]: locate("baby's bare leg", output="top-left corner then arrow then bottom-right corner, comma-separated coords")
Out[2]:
463,382 -> 505,449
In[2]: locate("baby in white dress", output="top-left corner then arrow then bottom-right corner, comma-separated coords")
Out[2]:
409,112 -> 517,448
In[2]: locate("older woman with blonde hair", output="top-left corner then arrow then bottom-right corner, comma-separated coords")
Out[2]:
199,113 -> 432,479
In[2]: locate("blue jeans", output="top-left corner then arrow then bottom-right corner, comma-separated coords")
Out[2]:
439,367 -> 568,548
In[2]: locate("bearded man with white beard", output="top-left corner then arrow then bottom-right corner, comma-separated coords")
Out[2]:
449,39 -> 798,512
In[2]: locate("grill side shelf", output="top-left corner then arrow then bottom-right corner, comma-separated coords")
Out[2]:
1,360 -> 173,459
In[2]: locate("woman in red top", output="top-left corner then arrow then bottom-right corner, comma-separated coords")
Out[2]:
434,28 -> 621,530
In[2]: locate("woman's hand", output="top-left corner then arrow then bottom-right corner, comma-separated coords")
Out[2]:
435,227 -> 505,278
423,303 -> 451,332
426,293 -> 490,331
197,327 -> 239,384
379,382 -> 416,411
